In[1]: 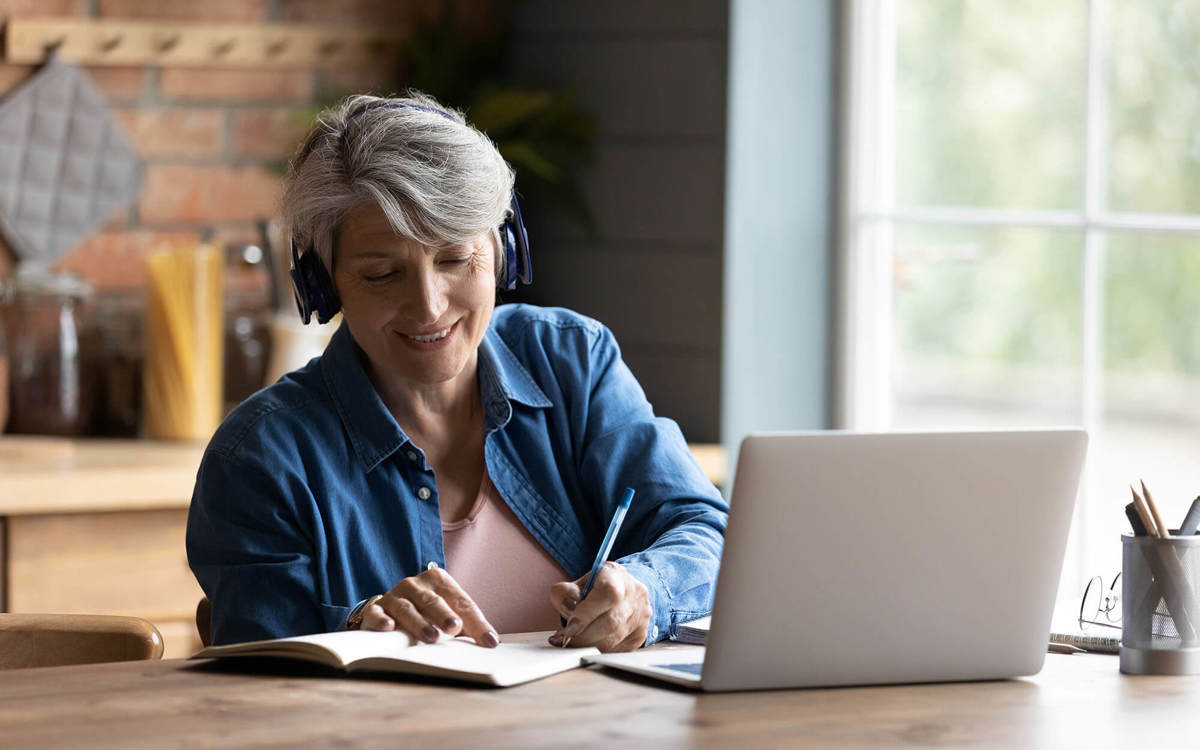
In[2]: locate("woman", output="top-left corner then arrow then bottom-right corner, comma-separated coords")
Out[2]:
186,92 -> 727,652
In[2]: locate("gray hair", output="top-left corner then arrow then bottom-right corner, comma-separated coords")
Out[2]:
281,91 -> 515,277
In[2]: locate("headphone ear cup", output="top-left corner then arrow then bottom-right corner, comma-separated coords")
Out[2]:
290,241 -> 342,324
501,221 -> 519,290
307,253 -> 341,323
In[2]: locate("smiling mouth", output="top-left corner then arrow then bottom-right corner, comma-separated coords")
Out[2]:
398,321 -> 457,344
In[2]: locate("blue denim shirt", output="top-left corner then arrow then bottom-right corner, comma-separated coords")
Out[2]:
186,304 -> 728,646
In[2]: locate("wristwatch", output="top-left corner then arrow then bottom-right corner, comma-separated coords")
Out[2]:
345,594 -> 383,630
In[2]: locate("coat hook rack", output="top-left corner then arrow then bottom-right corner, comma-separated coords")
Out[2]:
5,18 -> 405,69
155,33 -> 182,54
97,34 -> 123,53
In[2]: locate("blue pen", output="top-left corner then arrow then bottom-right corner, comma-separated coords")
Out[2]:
561,487 -> 635,647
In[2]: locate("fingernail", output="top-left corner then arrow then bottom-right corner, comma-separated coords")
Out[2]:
564,597 -> 578,612
420,625 -> 439,642
482,630 -> 500,648
548,633 -> 564,647
443,616 -> 461,630
563,618 -> 582,637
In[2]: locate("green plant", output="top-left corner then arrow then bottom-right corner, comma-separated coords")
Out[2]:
401,1 -> 597,232
282,2 -> 597,234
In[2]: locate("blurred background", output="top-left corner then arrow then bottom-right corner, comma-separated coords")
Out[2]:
0,0 -> 1195,652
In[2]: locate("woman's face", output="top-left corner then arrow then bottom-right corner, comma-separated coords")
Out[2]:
333,202 -> 497,391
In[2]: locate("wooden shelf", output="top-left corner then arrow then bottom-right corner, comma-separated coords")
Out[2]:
5,18 -> 405,69
0,437 -> 204,515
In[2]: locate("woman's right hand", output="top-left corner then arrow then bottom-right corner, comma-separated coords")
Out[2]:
360,566 -> 499,647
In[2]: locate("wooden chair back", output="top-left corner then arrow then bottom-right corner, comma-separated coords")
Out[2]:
0,613 -> 163,670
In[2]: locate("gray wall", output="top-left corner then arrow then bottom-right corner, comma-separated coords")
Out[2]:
505,0 -> 729,443
721,0 -> 836,468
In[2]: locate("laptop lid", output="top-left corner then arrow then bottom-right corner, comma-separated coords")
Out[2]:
699,429 -> 1087,691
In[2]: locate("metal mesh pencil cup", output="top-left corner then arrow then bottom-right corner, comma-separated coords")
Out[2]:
1120,534 -> 1200,675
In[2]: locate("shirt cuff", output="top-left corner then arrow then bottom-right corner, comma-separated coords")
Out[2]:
617,559 -> 671,646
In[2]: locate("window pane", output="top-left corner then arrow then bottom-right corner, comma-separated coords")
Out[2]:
1098,233 -> 1200,573
891,225 -> 1084,428
1108,0 -> 1200,213
895,1 -> 1087,210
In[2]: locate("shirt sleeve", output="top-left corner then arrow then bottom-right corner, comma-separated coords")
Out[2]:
575,324 -> 729,646
186,448 -> 353,645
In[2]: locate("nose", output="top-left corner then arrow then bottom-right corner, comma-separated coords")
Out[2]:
405,264 -> 448,324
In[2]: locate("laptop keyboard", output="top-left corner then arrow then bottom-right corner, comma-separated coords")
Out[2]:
655,662 -> 704,676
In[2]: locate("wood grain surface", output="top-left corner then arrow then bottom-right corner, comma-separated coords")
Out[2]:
0,437 -> 204,515
0,653 -> 1197,749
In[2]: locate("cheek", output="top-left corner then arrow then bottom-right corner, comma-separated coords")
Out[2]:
457,269 -> 497,315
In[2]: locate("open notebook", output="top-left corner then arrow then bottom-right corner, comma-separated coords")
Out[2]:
191,630 -> 597,687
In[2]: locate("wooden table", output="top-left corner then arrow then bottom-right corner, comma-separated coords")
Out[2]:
0,652 -> 1197,748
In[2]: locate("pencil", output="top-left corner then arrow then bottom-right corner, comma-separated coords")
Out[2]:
1140,479 -> 1171,538
1131,485 -> 1160,538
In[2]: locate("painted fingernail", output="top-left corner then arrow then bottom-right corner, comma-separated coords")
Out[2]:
563,618 -> 582,637
443,616 -> 461,630
564,597 -> 578,612
420,625 -> 439,642
548,633 -> 564,647
482,630 -> 500,648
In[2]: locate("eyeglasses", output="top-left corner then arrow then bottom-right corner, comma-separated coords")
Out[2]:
1078,573 -> 1122,631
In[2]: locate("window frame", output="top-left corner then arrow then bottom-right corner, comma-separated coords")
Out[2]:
836,0 -> 1200,596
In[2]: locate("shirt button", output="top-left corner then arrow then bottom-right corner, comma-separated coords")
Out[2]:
417,486 -> 432,501
652,626 -> 659,640
426,561 -> 439,571
407,450 -> 419,462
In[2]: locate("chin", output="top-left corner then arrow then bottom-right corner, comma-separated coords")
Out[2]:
391,352 -> 470,385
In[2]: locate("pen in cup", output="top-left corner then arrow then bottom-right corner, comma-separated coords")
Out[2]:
560,487 -> 635,649
1129,482 -> 1199,644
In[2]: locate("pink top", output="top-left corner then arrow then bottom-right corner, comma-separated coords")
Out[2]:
442,468 -> 569,634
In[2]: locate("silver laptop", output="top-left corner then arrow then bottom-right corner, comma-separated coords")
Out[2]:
587,429 -> 1087,691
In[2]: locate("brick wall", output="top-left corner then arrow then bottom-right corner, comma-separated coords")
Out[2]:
0,0 -> 488,288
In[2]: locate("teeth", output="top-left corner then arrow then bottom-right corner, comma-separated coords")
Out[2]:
408,326 -> 451,343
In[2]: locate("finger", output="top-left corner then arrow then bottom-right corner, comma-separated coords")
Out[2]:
379,596 -> 440,644
564,564 -> 625,639
549,580 -> 582,620
359,603 -> 395,632
614,627 -> 646,653
425,568 -> 499,648
571,606 -> 628,651
403,575 -> 466,636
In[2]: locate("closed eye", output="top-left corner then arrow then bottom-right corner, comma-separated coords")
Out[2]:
362,271 -> 396,282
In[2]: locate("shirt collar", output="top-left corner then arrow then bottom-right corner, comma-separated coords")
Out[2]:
321,318 -> 552,471
478,325 -> 553,412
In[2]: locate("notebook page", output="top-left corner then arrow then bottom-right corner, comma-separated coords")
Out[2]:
382,637 -> 596,685
282,630 -> 418,666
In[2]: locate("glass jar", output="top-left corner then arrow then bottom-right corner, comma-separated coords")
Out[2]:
223,287 -> 273,411
4,268 -> 93,436
82,289 -> 145,437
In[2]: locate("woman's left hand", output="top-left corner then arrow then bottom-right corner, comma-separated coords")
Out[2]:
547,561 -> 651,652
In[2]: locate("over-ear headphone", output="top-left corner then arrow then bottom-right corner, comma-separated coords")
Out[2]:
290,101 -> 533,325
